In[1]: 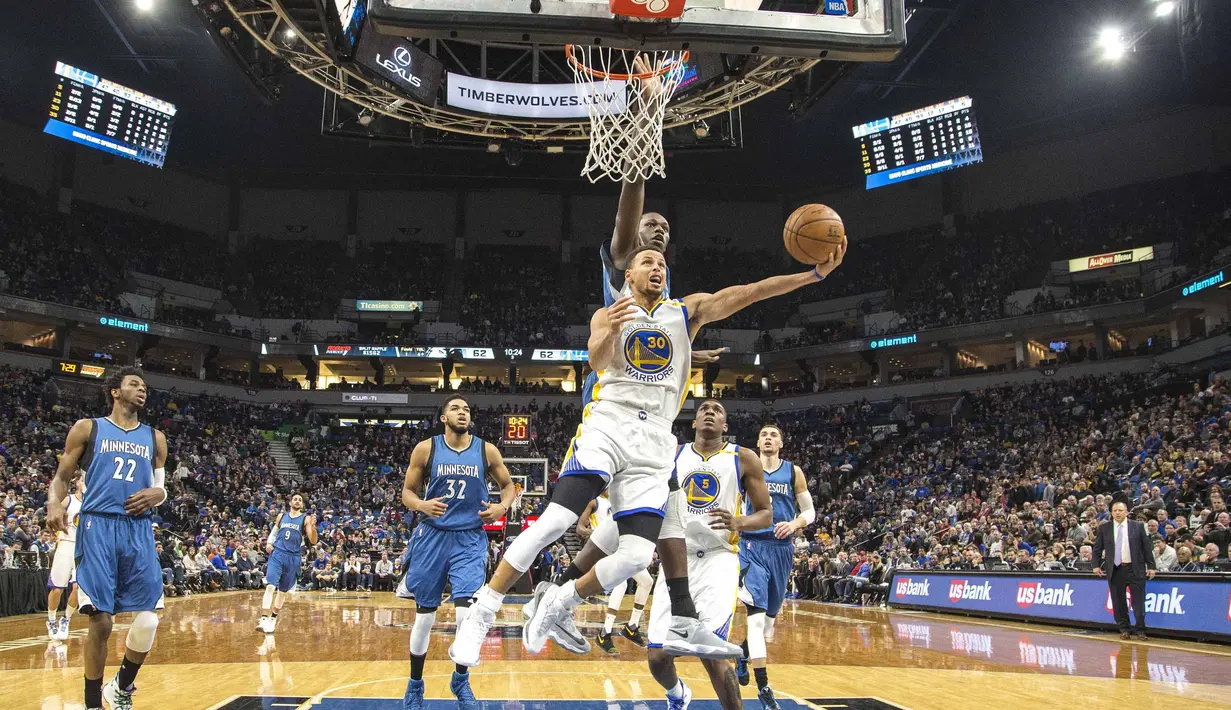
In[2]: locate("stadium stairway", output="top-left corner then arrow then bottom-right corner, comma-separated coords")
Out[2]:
267,439 -> 304,485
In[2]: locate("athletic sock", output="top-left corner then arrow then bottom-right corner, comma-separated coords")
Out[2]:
604,612 -> 616,634
454,664 -> 469,676
410,653 -> 426,681
666,577 -> 697,619
559,580 -> 584,609
666,680 -> 685,699
559,563 -> 584,584
477,585 -> 505,613
754,667 -> 769,689
85,677 -> 103,708
740,639 -> 750,658
628,605 -> 644,628
116,657 -> 143,691
48,608 -> 58,623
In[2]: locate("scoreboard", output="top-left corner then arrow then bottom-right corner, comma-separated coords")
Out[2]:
44,61 -> 176,169
500,414 -> 533,448
53,359 -> 107,380
853,96 -> 982,190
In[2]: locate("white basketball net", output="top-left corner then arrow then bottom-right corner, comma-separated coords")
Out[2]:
568,46 -> 688,184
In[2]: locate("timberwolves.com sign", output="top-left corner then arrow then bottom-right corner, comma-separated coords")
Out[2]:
446,73 -> 627,119
1182,270 -> 1225,297
98,315 -> 149,333
869,333 -> 918,349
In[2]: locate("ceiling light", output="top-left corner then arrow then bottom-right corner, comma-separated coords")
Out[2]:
1097,27 -> 1129,61
283,27 -> 297,41
1154,1 -> 1175,17
135,0 -> 155,10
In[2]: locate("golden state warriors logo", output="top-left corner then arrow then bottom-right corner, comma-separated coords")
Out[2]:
623,327 -> 673,381
682,468 -> 721,514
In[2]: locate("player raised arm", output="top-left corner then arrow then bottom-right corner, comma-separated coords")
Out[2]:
588,294 -> 640,372
403,439 -> 447,519
682,243 -> 845,338
481,442 -> 518,524
47,418 -> 93,535
611,178 -> 646,268
774,465 -> 816,540
709,448 -> 773,533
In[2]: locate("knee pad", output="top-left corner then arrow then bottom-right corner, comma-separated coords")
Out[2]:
607,579 -> 629,608
633,568 -> 654,604
125,611 -> 160,653
409,610 -> 436,656
502,502 -> 578,573
594,535 -> 657,591
659,488 -> 687,541
764,614 -> 777,643
591,515 -> 620,556
746,611 -> 767,661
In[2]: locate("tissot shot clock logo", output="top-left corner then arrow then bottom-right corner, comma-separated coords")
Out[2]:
376,46 -> 423,88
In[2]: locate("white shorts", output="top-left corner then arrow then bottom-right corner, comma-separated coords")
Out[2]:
559,400 -> 677,518
590,487 -> 687,556
48,541 -> 77,589
646,546 -> 740,647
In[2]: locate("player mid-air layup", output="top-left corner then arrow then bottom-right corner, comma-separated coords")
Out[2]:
48,367 -> 168,710
451,237 -> 845,667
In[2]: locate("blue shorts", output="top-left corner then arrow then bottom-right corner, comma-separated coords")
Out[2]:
75,513 -> 163,615
265,550 -> 301,592
739,537 -> 794,618
398,524 -> 486,609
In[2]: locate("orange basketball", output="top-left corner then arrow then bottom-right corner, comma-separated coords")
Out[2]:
783,203 -> 846,265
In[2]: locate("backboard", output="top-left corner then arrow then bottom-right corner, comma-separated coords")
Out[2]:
368,0 -> 907,60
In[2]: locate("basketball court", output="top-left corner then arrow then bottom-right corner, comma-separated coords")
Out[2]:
7,591 -> 1230,708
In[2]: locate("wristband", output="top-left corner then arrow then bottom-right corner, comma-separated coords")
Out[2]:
812,266 -> 826,281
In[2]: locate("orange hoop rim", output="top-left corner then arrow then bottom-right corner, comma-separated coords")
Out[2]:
565,45 -> 690,81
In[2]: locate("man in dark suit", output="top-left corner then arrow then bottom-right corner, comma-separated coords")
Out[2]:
1092,500 -> 1157,640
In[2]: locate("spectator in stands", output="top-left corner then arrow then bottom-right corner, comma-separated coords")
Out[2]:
1152,535 -> 1178,572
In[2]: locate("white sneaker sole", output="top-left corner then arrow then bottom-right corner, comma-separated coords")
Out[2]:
521,582 -> 555,653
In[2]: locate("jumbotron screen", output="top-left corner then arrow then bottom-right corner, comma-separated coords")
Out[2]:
44,62 -> 177,169
853,96 -> 982,190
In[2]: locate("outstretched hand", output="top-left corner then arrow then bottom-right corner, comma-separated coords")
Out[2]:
814,237 -> 848,280
602,295 -> 639,332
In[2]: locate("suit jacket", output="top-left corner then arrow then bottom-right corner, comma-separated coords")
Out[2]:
1091,519 -> 1156,578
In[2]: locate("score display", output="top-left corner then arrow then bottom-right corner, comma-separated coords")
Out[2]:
44,62 -> 176,169
853,96 -> 982,190
501,414 -> 533,448
53,359 -> 107,380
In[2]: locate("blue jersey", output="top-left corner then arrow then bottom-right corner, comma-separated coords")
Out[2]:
272,511 -> 306,555
81,417 -> 156,517
742,460 -> 797,541
420,434 -> 489,531
583,240 -> 674,405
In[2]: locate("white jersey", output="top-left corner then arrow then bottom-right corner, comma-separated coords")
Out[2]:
591,495 -> 612,527
593,297 -> 692,421
59,493 -> 83,543
675,442 -> 743,553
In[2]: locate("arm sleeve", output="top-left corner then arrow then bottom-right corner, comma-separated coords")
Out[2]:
266,514 -> 281,547
151,467 -> 168,505
795,490 -> 816,526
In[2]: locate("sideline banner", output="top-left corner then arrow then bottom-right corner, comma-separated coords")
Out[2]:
888,570 -> 1231,640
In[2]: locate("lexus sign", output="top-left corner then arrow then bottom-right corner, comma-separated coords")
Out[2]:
355,20 -> 443,105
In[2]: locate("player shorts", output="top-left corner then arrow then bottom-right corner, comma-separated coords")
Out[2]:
47,540 -> 77,589
559,400 -> 677,519
265,550 -> 301,592
75,513 -> 165,615
397,524 -> 486,609
647,546 -> 740,648
738,537 -> 795,618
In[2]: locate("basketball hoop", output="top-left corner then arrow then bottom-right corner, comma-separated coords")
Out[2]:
566,45 -> 690,183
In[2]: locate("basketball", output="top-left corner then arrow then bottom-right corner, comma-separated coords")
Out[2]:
783,203 -> 846,265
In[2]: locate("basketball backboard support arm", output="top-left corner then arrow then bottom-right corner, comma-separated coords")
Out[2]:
368,0 -> 907,61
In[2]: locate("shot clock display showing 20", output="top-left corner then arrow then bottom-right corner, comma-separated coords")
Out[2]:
501,413 -> 533,448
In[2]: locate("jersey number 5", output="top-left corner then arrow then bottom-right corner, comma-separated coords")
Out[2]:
111,456 -> 137,482
444,479 -> 467,500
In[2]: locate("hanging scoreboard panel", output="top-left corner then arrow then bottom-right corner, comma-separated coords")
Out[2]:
44,62 -> 176,169
854,96 -> 982,190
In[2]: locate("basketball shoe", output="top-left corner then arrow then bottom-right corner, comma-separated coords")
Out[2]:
449,601 -> 495,667
402,678 -> 424,710
450,671 -> 478,710
102,677 -> 134,709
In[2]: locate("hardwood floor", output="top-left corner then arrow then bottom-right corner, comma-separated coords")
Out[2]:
5,590 -> 1229,709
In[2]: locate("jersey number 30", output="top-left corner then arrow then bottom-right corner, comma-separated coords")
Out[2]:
110,456 -> 138,482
